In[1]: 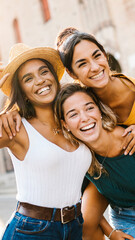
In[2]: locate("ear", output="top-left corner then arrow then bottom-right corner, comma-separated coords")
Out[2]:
61,119 -> 69,131
66,68 -> 78,80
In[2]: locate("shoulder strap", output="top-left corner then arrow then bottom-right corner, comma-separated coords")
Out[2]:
111,73 -> 135,92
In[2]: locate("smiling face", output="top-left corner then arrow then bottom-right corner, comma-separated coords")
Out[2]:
62,91 -> 103,144
18,59 -> 58,107
71,40 -> 110,89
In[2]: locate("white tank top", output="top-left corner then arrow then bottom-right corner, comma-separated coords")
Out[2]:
8,118 -> 92,208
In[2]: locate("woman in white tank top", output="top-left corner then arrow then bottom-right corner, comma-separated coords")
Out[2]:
0,43 -> 91,240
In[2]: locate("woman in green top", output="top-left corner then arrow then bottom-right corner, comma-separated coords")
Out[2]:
54,83 -> 135,240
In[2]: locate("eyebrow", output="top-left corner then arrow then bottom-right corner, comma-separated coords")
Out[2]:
66,101 -> 94,116
21,65 -> 48,81
39,65 -> 48,71
75,49 -> 100,65
21,73 -> 31,81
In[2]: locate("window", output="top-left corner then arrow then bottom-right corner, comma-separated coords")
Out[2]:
40,0 -> 51,22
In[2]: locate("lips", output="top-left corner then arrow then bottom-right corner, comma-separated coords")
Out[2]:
90,70 -> 104,80
80,123 -> 95,132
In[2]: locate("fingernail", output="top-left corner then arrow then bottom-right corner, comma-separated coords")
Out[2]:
13,133 -> 16,136
9,136 -> 12,140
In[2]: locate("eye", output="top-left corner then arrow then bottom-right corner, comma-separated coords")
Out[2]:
41,70 -> 48,75
95,53 -> 101,59
78,62 -> 86,68
69,112 -> 78,118
24,77 -> 32,83
86,106 -> 94,111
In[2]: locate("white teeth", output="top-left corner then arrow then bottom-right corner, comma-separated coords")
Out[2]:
37,86 -> 50,94
90,71 -> 103,79
81,123 -> 95,131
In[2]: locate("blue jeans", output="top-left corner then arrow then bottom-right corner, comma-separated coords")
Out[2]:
109,205 -> 135,238
2,211 -> 83,240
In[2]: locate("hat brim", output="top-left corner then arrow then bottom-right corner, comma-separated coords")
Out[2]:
1,47 -> 65,96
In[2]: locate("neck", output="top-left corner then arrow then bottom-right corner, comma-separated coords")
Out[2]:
93,75 -> 116,104
85,127 -> 125,157
34,105 -> 56,127
87,132 -> 111,156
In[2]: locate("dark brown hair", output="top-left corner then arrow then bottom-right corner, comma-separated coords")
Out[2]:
56,27 -> 79,48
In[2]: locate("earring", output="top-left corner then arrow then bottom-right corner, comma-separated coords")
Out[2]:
101,116 -> 102,119
67,129 -> 70,132
26,98 -> 30,103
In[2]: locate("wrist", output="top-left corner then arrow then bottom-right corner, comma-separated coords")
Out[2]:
108,229 -> 117,239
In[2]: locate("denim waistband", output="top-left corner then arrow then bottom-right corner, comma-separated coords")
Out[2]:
111,205 -> 135,212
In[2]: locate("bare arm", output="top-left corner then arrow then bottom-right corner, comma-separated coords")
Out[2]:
82,182 -> 108,240
82,182 -> 134,240
0,73 -> 22,138
100,217 -> 134,240
0,126 -> 16,149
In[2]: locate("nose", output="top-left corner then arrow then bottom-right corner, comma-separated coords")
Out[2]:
34,76 -> 45,85
90,60 -> 99,72
80,111 -> 89,122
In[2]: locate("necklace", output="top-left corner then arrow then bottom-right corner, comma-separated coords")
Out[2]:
94,144 -> 110,180
53,127 -> 61,135
38,119 -> 61,135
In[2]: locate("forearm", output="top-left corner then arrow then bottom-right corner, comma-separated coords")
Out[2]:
82,182 -> 108,240
100,215 -> 113,238
83,223 -> 105,240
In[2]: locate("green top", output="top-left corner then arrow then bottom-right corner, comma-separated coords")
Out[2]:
86,153 -> 135,208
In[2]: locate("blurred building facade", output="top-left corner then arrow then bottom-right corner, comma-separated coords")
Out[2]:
0,0 -> 135,173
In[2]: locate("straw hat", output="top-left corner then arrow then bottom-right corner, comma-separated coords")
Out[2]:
1,43 -> 65,96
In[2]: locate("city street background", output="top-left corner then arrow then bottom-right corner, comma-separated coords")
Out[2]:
0,172 -> 17,238
0,194 -> 16,238
0,0 -> 134,239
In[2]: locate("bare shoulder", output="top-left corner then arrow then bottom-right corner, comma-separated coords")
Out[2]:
117,75 -> 135,92
113,125 -> 125,137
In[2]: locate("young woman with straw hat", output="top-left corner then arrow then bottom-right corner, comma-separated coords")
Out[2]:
54,83 -> 135,240
56,28 -> 135,157
0,43 -> 92,240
